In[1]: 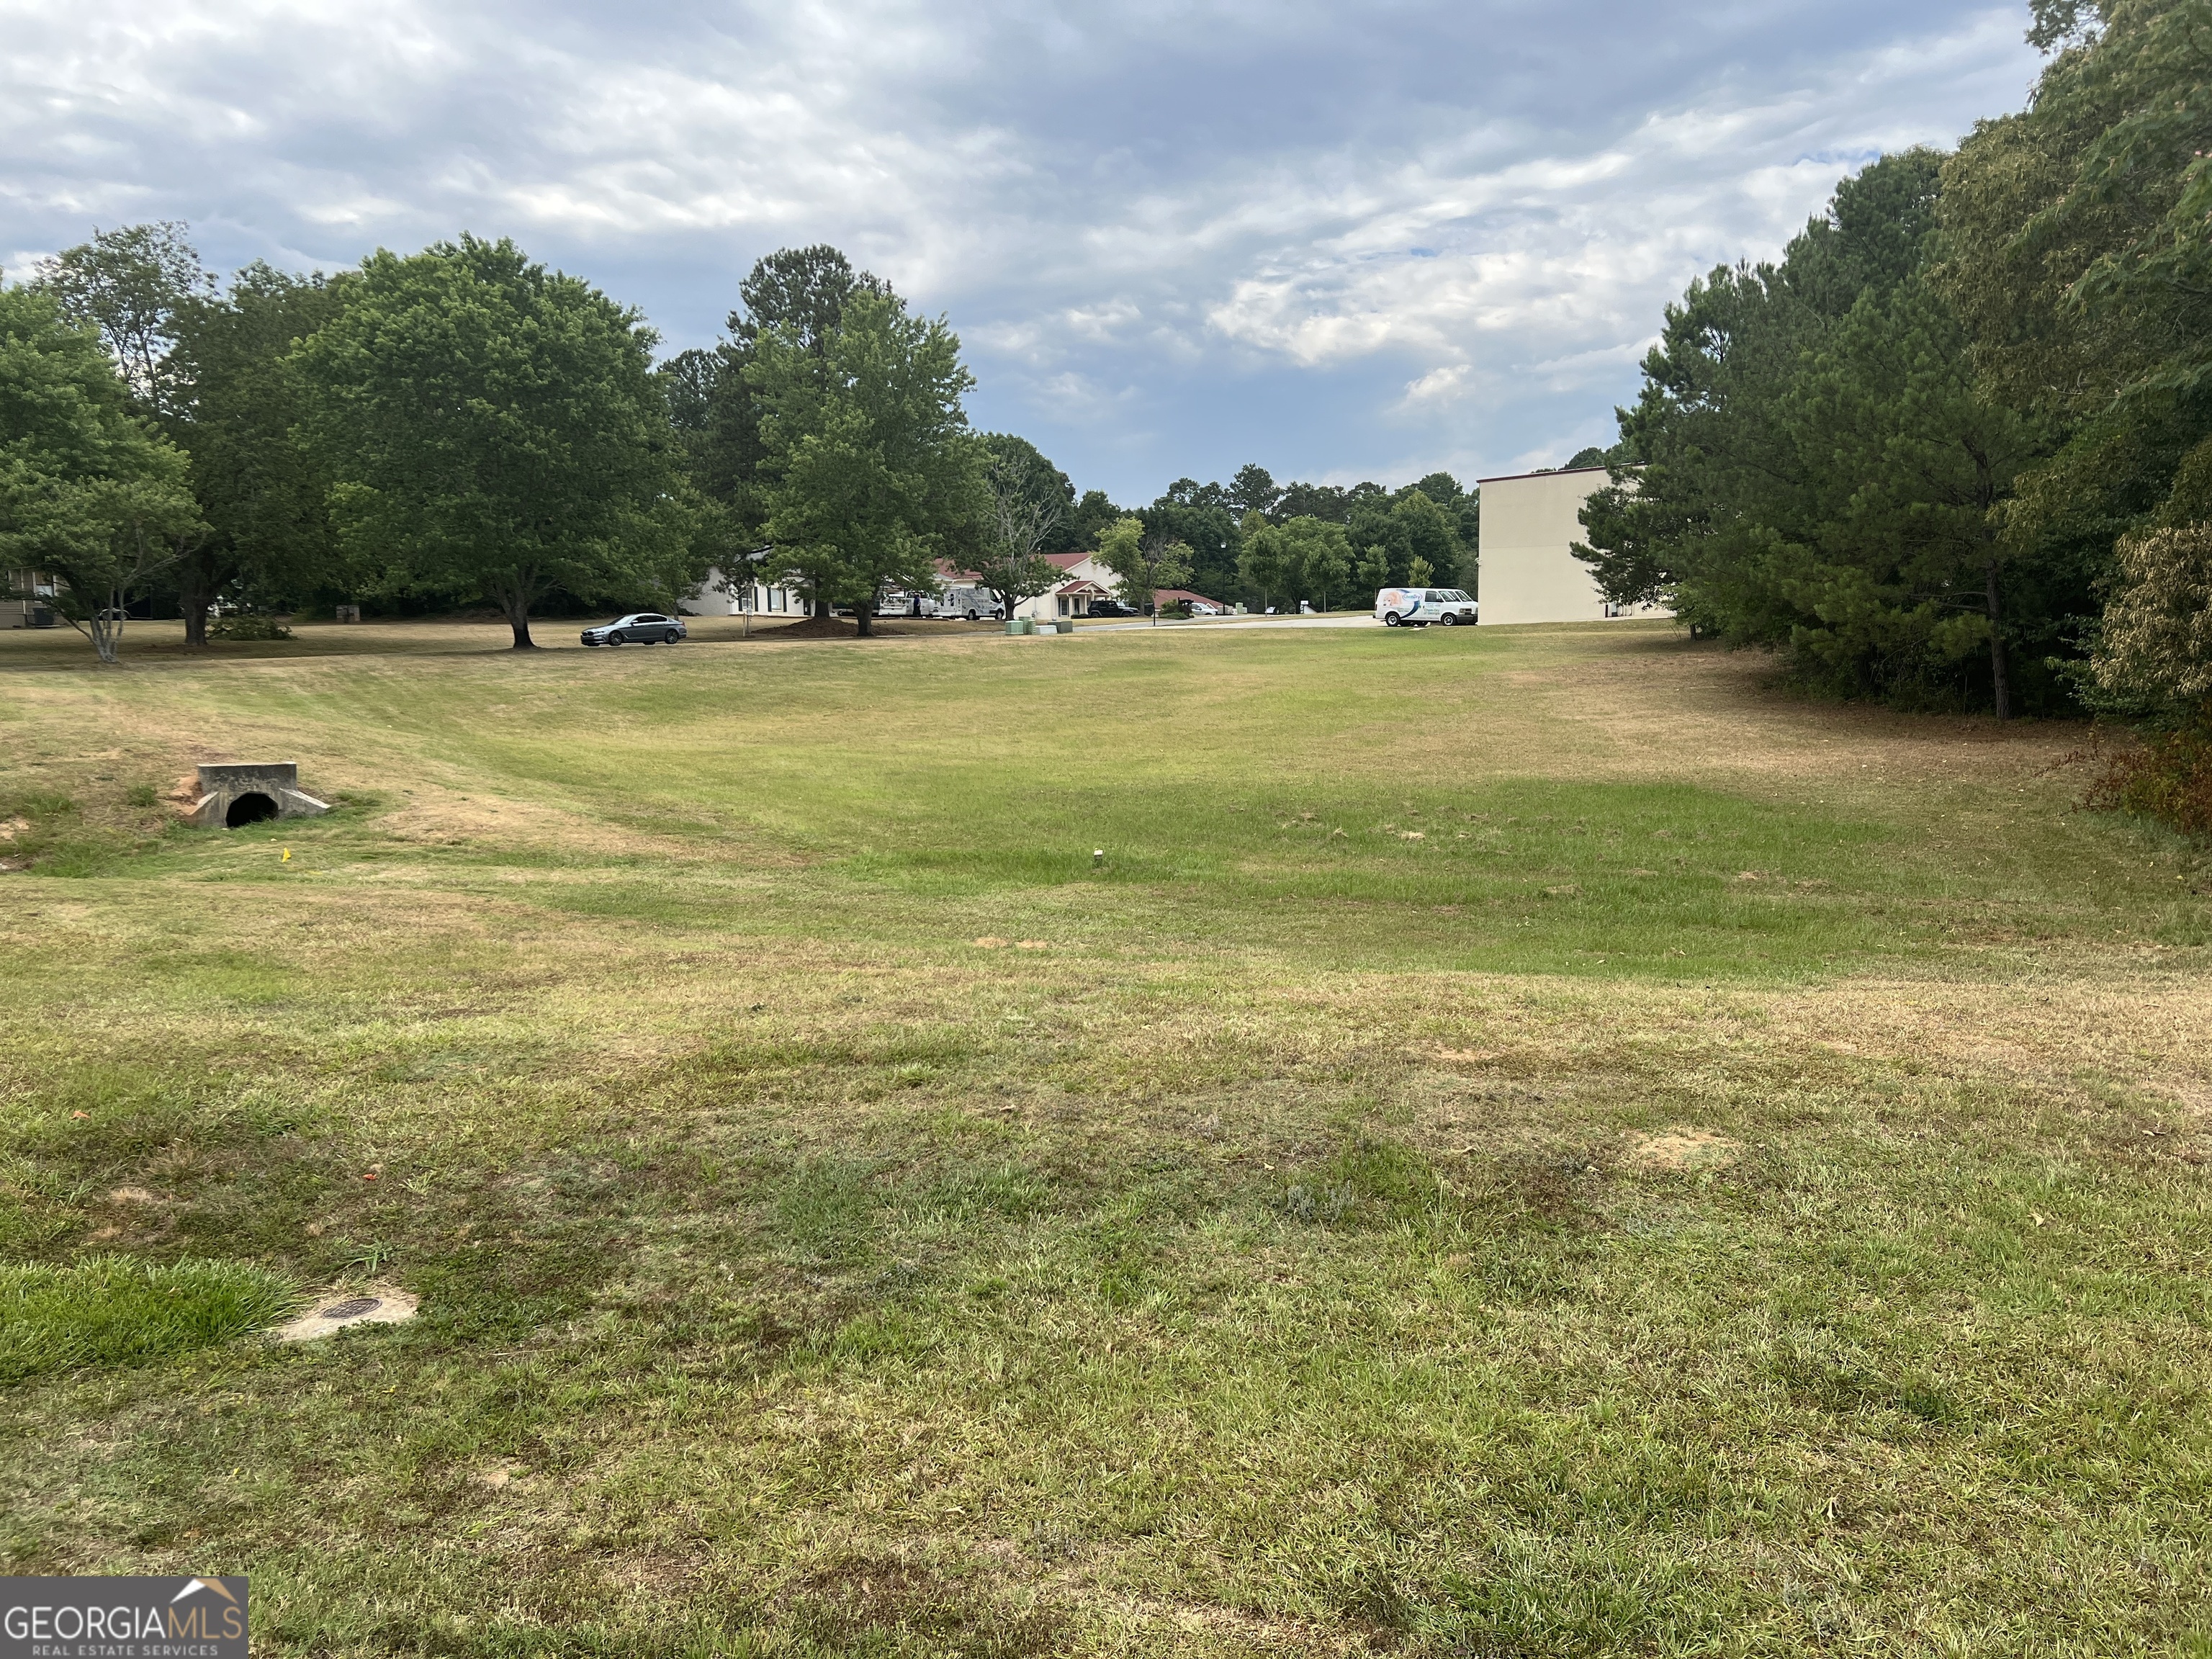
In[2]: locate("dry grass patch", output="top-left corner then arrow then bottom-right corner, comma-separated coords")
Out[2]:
1621,1125 -> 1743,1172
1,616 -> 2208,1655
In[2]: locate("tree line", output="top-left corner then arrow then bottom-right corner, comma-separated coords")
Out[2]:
1575,0 -> 2212,830
3,228 -> 1482,662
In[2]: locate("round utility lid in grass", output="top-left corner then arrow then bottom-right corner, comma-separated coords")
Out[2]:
276,1283 -> 418,1342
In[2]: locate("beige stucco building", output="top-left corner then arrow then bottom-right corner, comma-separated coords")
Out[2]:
1475,467 -> 1669,626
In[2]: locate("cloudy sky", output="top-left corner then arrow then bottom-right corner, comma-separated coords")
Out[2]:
2,0 -> 2045,502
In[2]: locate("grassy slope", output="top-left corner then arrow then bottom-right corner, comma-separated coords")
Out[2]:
1,616 -> 2208,1656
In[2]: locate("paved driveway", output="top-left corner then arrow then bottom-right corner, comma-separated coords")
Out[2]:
1071,613 -> 1384,634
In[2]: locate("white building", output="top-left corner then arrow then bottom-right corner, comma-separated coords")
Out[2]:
680,567 -> 804,618
1475,467 -> 1669,626
680,552 -> 1216,624
940,552 -> 1192,621
1025,552 -> 1111,621
2,568 -> 58,629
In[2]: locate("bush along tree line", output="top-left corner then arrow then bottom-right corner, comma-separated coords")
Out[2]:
1574,0 -> 2212,830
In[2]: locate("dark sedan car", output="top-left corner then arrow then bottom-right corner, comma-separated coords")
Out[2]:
582,612 -> 688,647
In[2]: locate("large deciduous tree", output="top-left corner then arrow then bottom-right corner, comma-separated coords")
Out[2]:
31,222 -> 214,415
685,247 -> 890,598
972,433 -> 1073,621
0,287 -> 201,662
166,263 -> 352,644
1095,515 -> 1192,623
295,235 -> 696,649
747,289 -> 980,637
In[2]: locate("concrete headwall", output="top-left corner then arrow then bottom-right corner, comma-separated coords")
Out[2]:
188,763 -> 330,828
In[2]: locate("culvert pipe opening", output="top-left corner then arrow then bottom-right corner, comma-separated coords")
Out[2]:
225,792 -> 279,828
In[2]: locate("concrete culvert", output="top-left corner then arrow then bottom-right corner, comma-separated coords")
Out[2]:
186,763 -> 331,830
225,792 -> 279,827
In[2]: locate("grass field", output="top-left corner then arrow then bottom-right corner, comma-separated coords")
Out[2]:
1,614 -> 2209,1656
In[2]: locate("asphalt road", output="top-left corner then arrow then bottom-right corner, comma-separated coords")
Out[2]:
1064,613 -> 1389,634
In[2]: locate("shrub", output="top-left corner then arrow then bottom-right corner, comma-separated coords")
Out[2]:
208,613 -> 294,641
2084,720 -> 2212,838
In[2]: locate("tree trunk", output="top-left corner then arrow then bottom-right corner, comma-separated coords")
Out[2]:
855,598 -> 873,637
498,588 -> 536,648
179,544 -> 216,649
91,586 -> 123,664
1984,557 -> 2010,721
489,569 -> 539,649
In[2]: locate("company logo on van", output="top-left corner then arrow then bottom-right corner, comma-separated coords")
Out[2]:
1378,589 -> 1406,609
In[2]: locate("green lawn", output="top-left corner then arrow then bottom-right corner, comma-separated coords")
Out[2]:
1,616 -> 2208,1655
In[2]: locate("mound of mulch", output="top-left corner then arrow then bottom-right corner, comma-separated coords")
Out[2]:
757,613 -> 924,639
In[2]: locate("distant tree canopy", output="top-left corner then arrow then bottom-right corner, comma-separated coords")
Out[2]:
1064,464 -> 1478,611
1239,514 -> 1354,612
11,215 -> 1486,645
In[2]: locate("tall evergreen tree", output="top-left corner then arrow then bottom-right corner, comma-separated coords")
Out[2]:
1578,148 -> 2074,712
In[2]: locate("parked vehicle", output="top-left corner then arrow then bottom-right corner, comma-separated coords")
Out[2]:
1374,588 -> 1478,626
950,586 -> 1004,621
881,589 -> 976,619
1086,598 -> 1138,617
582,612 -> 688,646
1187,601 -> 1227,616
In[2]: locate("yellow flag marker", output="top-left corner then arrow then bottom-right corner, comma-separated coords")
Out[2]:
281,848 -> 292,863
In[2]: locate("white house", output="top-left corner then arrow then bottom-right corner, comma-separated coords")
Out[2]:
2,568 -> 58,629
680,567 -> 805,618
1475,467 -> 1670,626
940,552 -> 1129,621
1026,552 -> 1111,621
1012,553 -> 1223,619
679,552 -> 1213,624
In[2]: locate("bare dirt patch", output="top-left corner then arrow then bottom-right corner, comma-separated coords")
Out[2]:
276,1282 -> 420,1342
1622,1126 -> 1742,1172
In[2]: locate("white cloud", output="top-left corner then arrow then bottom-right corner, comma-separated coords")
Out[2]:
0,0 -> 2044,495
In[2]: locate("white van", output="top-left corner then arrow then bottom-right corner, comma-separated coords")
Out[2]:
1375,587 -> 1477,626
886,587 -> 1002,620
